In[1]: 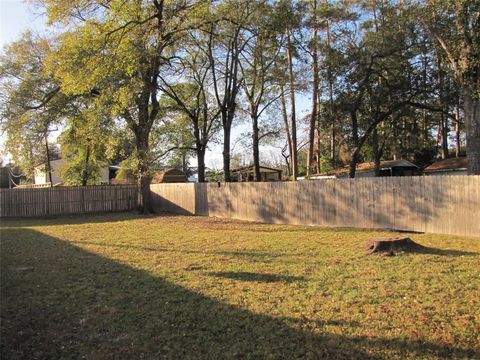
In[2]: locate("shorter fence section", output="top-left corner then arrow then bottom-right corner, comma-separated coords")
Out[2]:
0,185 -> 137,217
150,183 -> 197,214
148,177 -> 480,237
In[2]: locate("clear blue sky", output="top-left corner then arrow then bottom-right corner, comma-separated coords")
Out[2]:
0,0 -> 310,169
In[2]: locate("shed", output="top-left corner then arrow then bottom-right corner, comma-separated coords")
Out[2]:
424,157 -> 467,176
232,165 -> 282,182
152,168 -> 187,183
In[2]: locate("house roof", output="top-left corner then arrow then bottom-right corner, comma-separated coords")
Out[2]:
321,159 -> 418,177
152,168 -> 187,183
424,157 -> 467,172
231,165 -> 282,174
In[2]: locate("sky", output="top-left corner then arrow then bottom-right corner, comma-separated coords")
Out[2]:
0,0 -> 48,163
0,1 -> 46,46
0,0 -> 310,169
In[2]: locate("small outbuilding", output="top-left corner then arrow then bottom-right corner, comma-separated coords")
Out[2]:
424,157 -> 467,176
232,165 -> 282,182
152,168 -> 187,183
316,159 -> 420,179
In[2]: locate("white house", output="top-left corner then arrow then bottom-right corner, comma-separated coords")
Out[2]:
34,159 -> 110,185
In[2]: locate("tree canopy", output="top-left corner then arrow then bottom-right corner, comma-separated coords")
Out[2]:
1,0 -> 479,210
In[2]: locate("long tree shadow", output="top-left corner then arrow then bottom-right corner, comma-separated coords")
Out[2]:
395,246 -> 479,257
0,212 -> 143,227
1,229 -> 478,359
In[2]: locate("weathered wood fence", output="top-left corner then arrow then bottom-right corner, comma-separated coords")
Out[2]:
0,185 -> 137,217
2,177 -> 479,236
151,176 -> 480,237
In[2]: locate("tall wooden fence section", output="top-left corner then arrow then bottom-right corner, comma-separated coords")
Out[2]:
1,177 -> 479,236
150,183 -> 197,215
151,176 -> 480,237
0,185 -> 137,217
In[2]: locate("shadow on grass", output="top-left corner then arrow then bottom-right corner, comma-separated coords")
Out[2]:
413,247 -> 478,256
1,228 -> 478,359
0,211 -> 143,227
0,212 -> 199,229
370,246 -> 479,257
69,240 -> 285,263
208,271 -> 304,283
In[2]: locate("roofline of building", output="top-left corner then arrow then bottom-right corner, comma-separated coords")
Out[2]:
424,168 -> 467,173
231,165 -> 282,173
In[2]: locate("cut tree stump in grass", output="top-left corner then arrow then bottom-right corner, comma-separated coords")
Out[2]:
366,237 -> 425,255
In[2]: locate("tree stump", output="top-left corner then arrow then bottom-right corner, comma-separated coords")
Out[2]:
365,237 -> 424,255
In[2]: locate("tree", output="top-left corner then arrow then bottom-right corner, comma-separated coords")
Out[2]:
239,1 -> 283,181
206,0 -> 254,182
158,36 -> 220,182
44,0 -> 206,212
274,0 -> 303,180
58,102 -> 112,186
0,32 -> 72,185
306,0 -> 320,176
418,0 -> 480,174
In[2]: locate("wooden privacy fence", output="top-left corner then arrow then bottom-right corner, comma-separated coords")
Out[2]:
2,177 -> 479,236
0,185 -> 137,217
151,176 -> 480,237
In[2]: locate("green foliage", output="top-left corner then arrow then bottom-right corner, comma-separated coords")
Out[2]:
206,169 -> 223,182
0,33 -> 72,179
1,0 -> 479,181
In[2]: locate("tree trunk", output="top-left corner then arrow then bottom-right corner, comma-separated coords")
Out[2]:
286,32 -> 298,180
455,103 -> 461,157
44,134 -> 53,187
223,120 -> 232,182
437,55 -> 449,159
349,110 -> 360,178
373,128 -> 381,177
326,12 -> 335,167
307,0 -> 319,176
366,237 -> 425,255
441,112 -> 449,159
280,85 -> 293,178
82,144 -> 90,187
29,147 -> 36,184
252,114 -> 261,182
463,88 -> 480,174
181,154 -> 187,174
138,175 -> 153,214
316,112 -> 321,174
349,150 -> 360,179
197,147 -> 206,183
135,133 -> 153,214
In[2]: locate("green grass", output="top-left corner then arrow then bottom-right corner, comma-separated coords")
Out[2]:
1,213 -> 479,359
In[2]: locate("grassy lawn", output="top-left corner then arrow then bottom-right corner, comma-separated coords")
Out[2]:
1,213 -> 479,359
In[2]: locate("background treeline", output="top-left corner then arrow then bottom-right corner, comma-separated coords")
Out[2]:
0,0 -> 479,212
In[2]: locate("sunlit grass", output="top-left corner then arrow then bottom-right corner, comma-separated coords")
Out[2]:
1,213 -> 479,359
